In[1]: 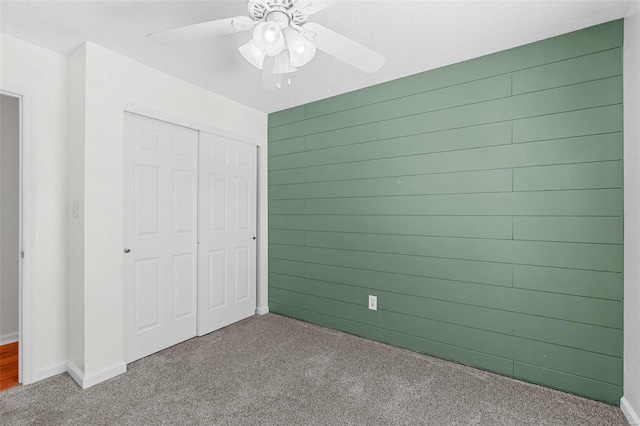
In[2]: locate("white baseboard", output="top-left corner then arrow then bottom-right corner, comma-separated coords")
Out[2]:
67,361 -> 126,389
34,362 -> 67,382
66,361 -> 84,388
0,331 -> 19,345
622,397 -> 640,425
256,306 -> 269,315
83,362 -> 126,389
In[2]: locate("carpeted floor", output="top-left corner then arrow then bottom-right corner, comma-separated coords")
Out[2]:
0,313 -> 628,425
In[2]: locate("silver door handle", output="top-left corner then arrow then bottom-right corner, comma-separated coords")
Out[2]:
124,248 -> 131,254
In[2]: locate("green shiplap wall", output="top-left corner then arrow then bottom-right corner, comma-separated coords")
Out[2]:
267,20 -> 623,404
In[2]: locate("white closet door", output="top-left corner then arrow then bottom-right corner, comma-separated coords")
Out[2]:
197,132 -> 257,336
124,113 -> 198,363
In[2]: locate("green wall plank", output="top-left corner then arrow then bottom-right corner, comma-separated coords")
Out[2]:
301,190 -> 622,217
269,230 -> 306,246
268,20 -> 624,403
513,217 -> 623,244
268,121 -> 511,167
269,107 -> 619,158
268,75 -> 511,141
513,105 -> 622,143
267,135 -> 307,157
269,215 -> 513,239
512,313 -> 622,357
269,134 -> 622,185
269,106 -> 305,128
269,199 -> 305,214
514,362 -> 622,404
268,261 -> 622,340
270,261 -> 514,311
281,231 -> 623,272
269,258 -> 306,276
513,160 -> 622,191
270,273 -> 514,334
270,77 -> 621,144
269,169 -> 512,199
512,48 -> 622,94
269,244 -> 513,287
511,289 -> 622,328
506,19 -> 622,71
513,265 -> 622,300
509,338 -> 621,386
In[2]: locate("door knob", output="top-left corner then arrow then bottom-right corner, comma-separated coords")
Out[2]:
252,237 -> 256,240
124,248 -> 131,254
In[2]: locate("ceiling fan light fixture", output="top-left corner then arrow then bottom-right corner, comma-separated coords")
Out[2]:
264,29 -> 276,42
238,39 -> 266,69
150,1 -> 386,87
253,21 -> 285,56
284,27 -> 316,67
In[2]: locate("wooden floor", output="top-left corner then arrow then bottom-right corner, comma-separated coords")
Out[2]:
0,342 -> 19,391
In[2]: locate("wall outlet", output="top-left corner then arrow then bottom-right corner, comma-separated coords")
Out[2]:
368,295 -> 377,311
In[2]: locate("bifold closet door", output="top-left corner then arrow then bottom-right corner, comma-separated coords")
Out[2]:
197,132 -> 257,336
124,113 -> 198,363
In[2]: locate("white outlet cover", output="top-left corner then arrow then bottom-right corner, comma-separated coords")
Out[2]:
368,295 -> 377,311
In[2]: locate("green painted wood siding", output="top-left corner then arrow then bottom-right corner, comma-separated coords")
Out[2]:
267,20 -> 623,404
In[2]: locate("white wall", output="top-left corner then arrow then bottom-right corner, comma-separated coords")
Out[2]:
624,2 -> 640,424
0,34 -> 69,381
68,42 -> 268,384
0,94 -> 20,341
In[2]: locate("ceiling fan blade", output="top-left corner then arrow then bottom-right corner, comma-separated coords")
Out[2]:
302,23 -> 385,73
293,0 -> 334,15
148,16 -> 256,45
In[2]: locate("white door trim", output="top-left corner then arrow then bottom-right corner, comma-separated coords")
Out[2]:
1,80 -> 36,385
123,103 -> 262,147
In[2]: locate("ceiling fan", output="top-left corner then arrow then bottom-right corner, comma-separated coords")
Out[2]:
148,0 -> 385,89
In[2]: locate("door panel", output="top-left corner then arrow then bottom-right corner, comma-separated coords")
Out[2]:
134,258 -> 161,332
209,174 -> 227,231
134,165 -> 160,236
173,253 -> 196,320
198,132 -> 257,336
235,247 -> 250,301
208,250 -> 227,309
124,113 -> 198,363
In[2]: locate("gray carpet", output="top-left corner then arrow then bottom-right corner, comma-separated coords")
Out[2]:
0,313 -> 627,425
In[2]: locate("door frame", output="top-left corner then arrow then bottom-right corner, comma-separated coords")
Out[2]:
1,80 -> 36,385
123,103 -> 261,147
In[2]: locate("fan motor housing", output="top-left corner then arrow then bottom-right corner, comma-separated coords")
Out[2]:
248,0 -> 307,26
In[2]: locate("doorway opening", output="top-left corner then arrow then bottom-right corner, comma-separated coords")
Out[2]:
0,93 -> 20,391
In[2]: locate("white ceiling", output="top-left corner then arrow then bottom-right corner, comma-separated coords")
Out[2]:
0,0 -> 633,113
